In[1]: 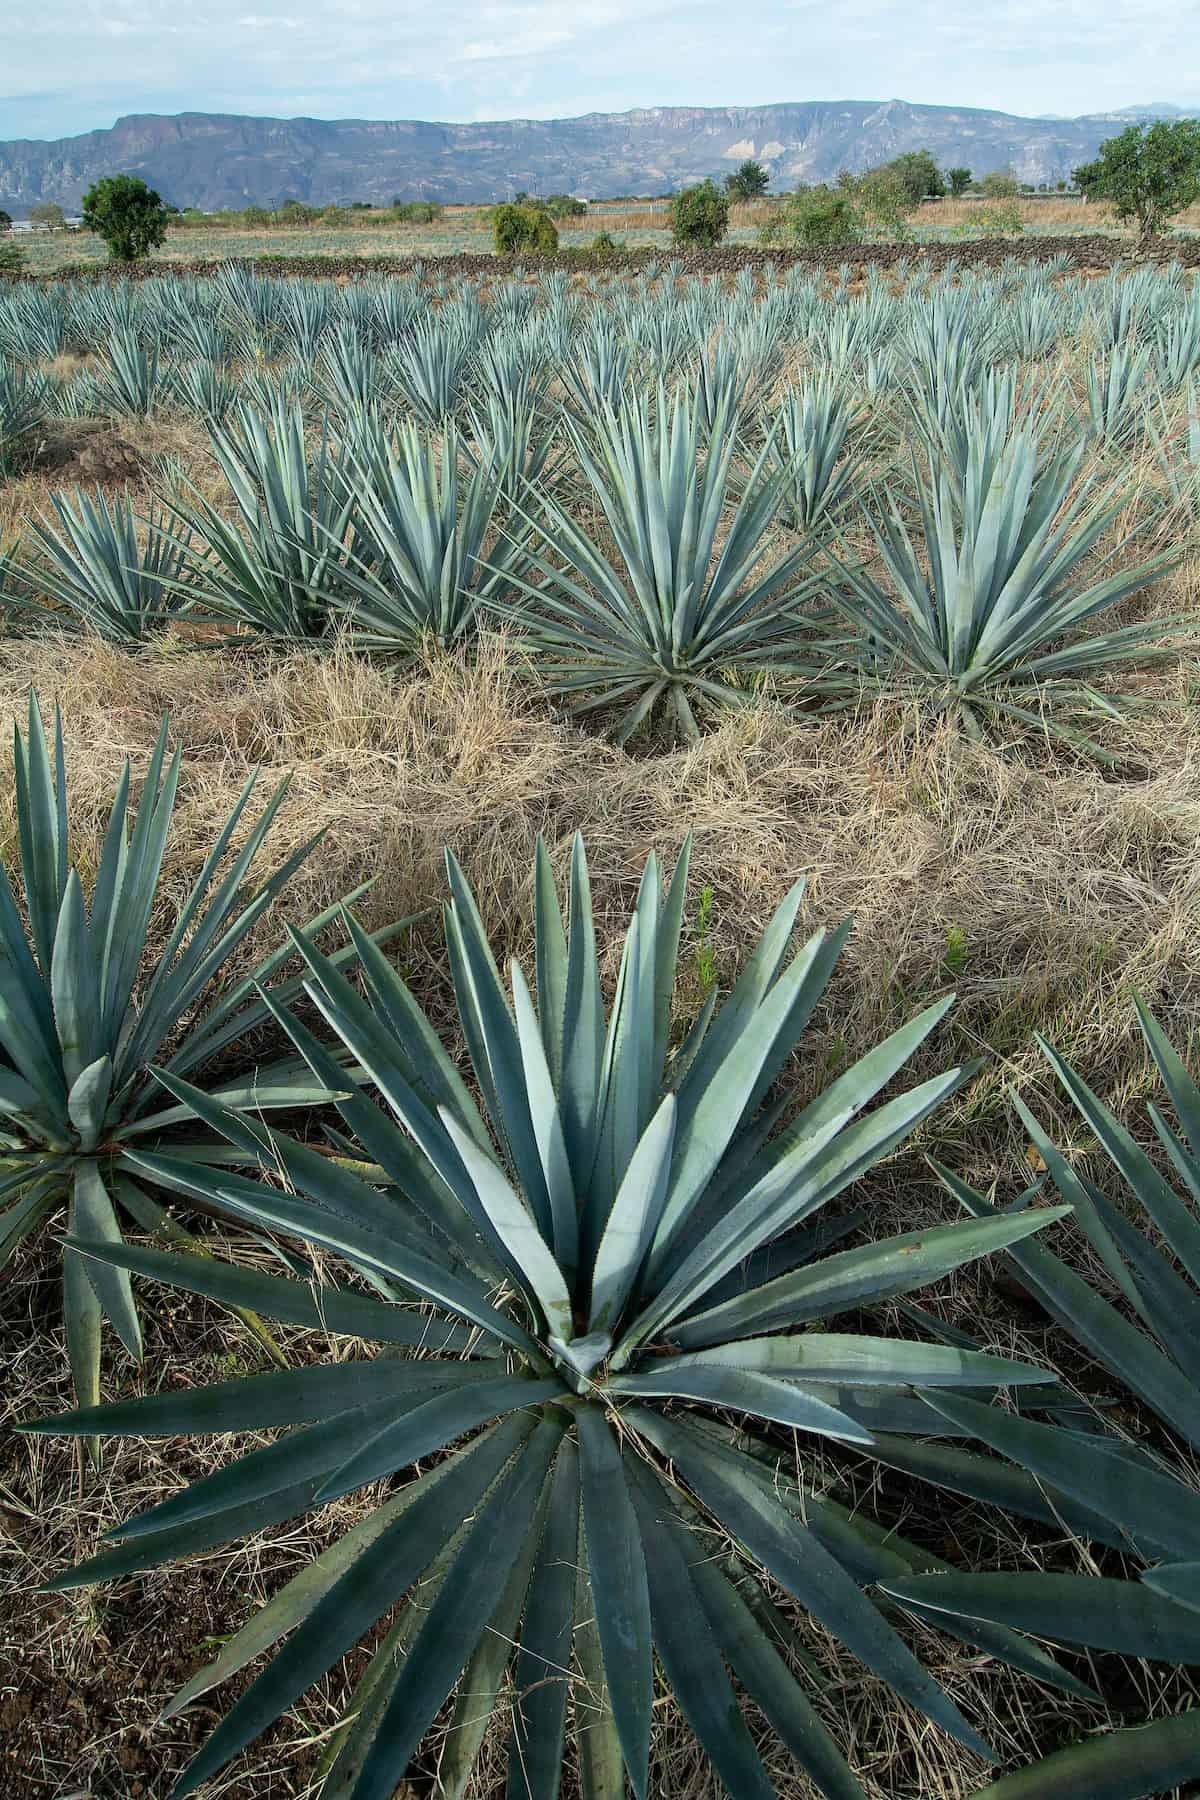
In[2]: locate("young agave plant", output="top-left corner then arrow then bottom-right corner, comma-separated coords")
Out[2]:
882,1005 -> 1200,1798
173,398 -> 358,638
505,384 -> 823,743
19,488 -> 194,642
0,693 -> 397,1411
0,358 -> 46,474
822,423 -> 1177,749
329,415 -> 534,654
31,836 -> 1073,1799
761,378 -> 856,533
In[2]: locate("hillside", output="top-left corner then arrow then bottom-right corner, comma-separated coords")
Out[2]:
0,98 -> 1188,215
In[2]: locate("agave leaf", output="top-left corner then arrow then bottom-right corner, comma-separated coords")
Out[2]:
967,1711 -> 1200,1800
577,1404 -> 653,1800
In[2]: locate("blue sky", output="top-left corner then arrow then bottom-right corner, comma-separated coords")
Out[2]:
2,0 -> 1197,141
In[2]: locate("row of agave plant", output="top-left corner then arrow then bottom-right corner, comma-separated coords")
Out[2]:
5,689 -> 1200,1797
3,266 -> 1200,445
0,358 -> 1194,752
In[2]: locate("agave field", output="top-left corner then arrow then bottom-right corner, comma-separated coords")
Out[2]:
1,250 -> 1200,1800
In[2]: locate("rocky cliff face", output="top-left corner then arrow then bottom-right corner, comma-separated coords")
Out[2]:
0,99 -> 1183,215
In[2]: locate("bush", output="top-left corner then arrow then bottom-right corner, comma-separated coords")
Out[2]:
979,169 -> 1020,199
492,203 -> 559,254
545,192 -> 586,217
975,201 -> 1025,236
29,202 -> 66,230
0,239 -> 26,276
762,184 -> 864,246
81,175 -> 170,262
1074,120 -> 1200,242
0,209 -> 11,231
669,178 -> 729,248
393,200 -> 442,223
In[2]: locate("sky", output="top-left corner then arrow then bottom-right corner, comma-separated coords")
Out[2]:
1,0 -> 1197,142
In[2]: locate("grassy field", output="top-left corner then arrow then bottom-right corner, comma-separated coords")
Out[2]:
14,193 -> 1200,274
1,256 -> 1200,1798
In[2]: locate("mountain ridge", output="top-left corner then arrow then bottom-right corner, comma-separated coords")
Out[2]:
0,98 -> 1192,215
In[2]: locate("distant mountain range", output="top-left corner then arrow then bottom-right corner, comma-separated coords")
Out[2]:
0,99 -> 1193,216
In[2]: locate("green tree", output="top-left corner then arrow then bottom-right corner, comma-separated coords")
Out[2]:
761,184 -> 864,246
1074,119 -> 1200,243
545,192 -> 586,217
492,203 -> 558,254
884,148 -> 945,204
979,168 -> 1020,199
29,201 -> 65,230
0,209 -> 11,231
669,178 -> 730,247
81,174 -> 170,262
946,166 -> 972,196
725,158 -> 769,200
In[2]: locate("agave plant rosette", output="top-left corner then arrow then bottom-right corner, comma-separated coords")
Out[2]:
503,384 -> 823,743
0,693 -> 404,1410
819,421 -> 1179,751
17,487 -> 195,642
30,835 -> 1079,1798
873,1005 -> 1200,1797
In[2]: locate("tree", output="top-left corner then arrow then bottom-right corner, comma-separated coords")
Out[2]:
29,202 -> 65,230
492,203 -> 558,254
1074,119 -> 1200,243
947,166 -> 972,196
669,178 -> 729,247
885,149 -> 945,204
980,168 -> 1020,199
0,209 -> 11,231
761,184 -> 863,246
81,174 -> 170,262
725,158 -> 769,200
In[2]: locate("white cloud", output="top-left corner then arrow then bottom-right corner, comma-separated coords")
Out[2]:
3,0 -> 1197,138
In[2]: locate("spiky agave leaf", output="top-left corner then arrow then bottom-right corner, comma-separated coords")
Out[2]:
501,383 -> 823,743
819,419 -> 1179,751
170,397 -> 359,638
29,834 -> 1076,1798
17,487 -> 195,642
0,691 -> 413,1412
321,414 -> 536,654
879,1004 -> 1200,1797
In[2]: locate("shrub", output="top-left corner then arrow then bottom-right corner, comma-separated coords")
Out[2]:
29,201 -> 65,230
81,174 -> 170,262
0,238 -> 27,277
28,834 -> 1067,1800
1074,120 -> 1200,242
979,168 -> 1020,199
669,178 -> 729,248
545,192 -> 586,217
493,203 -> 559,254
0,208 -> 11,230
975,201 -> 1025,236
762,184 -> 864,246
393,199 -> 441,223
